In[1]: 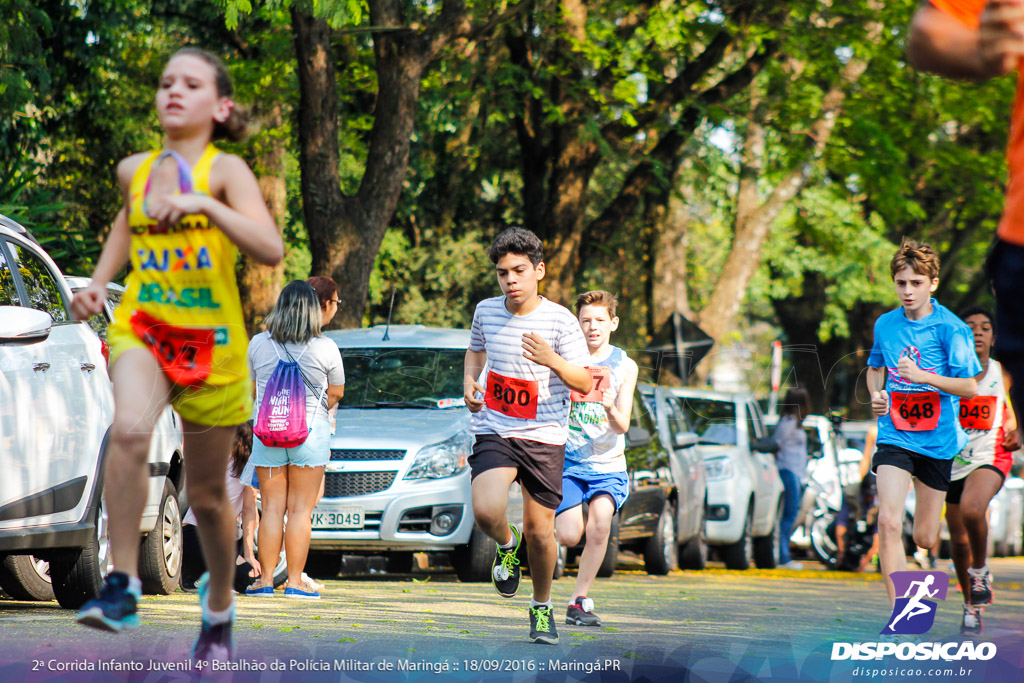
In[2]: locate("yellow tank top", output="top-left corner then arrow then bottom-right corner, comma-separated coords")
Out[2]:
111,144 -> 249,386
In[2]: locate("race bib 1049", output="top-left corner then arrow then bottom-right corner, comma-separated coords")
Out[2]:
959,395 -> 997,430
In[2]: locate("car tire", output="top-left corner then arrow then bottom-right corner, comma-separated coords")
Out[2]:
552,542 -> 567,580
721,504 -> 754,571
386,552 -> 415,574
51,498 -> 110,610
139,478 -> 183,594
679,505 -> 708,570
0,555 -> 55,601
596,513 -> 621,578
754,498 -> 783,569
453,524 -> 495,583
643,501 -> 677,575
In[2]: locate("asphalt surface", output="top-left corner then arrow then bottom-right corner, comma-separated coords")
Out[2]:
1,554 -> 1023,682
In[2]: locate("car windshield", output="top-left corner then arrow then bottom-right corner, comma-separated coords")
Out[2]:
337,347 -> 466,409
676,396 -> 737,445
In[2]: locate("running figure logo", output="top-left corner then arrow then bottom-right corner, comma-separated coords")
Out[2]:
882,571 -> 949,635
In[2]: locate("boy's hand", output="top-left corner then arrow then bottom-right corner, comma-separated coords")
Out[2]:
522,332 -> 558,367
978,0 -> 1024,77
464,380 -> 485,413
1002,426 -> 1022,451
601,388 -> 615,413
897,356 -> 927,385
871,390 -> 889,416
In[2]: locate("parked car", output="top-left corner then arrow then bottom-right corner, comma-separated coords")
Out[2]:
0,214 -> 182,609
640,385 -> 709,569
306,326 -> 486,580
668,389 -> 784,569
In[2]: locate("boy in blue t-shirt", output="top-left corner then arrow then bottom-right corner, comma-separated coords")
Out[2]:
867,239 -> 981,607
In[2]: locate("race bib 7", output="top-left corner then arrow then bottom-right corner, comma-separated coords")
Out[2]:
570,366 -> 611,403
959,395 -> 997,430
890,391 -> 940,432
130,309 -> 215,387
485,370 -> 539,420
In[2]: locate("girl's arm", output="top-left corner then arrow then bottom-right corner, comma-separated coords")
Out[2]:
70,156 -> 141,320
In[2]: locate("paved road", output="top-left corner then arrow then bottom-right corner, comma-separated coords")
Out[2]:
1,555 -> 1022,682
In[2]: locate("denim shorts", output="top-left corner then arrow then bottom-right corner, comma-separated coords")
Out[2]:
555,471 -> 630,515
250,417 -> 331,469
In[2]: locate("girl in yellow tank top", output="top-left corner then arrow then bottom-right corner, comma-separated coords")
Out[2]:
69,48 -> 283,661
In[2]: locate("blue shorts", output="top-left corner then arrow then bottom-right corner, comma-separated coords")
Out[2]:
555,472 -> 629,515
250,417 -> 331,470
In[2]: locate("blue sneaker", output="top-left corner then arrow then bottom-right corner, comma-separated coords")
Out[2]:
283,585 -> 320,599
245,584 -> 275,597
192,573 -> 234,664
76,571 -> 140,633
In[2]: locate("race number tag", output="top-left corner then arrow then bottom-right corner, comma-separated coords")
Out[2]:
130,310 -> 215,387
890,391 -> 940,432
959,395 -> 997,430
570,366 -> 611,403
485,370 -> 539,420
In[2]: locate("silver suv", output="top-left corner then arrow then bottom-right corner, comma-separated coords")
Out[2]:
0,215 -> 183,607
309,325 -> 491,580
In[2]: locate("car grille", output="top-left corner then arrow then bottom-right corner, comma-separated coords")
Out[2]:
330,449 -> 407,461
323,471 -> 397,497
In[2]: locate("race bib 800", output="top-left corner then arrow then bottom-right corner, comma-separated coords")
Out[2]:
485,370 -> 538,420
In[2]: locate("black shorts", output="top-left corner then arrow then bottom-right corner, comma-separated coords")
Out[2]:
470,434 -> 565,510
945,464 -> 1007,505
872,443 -> 953,492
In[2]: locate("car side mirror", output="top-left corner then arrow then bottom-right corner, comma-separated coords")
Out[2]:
0,307 -> 52,346
752,436 -> 779,454
626,426 -> 652,448
674,431 -> 699,449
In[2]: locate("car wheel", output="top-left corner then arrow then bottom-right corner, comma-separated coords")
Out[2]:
452,525 -> 496,582
139,478 -> 183,594
643,501 -> 677,575
0,555 -> 55,601
596,513 -> 621,578
754,498 -> 783,569
552,542 -> 567,580
679,505 -> 708,571
51,498 -> 110,610
721,504 -> 754,571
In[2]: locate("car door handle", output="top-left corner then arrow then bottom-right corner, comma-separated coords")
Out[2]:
33,363 -> 50,372
80,363 -> 96,372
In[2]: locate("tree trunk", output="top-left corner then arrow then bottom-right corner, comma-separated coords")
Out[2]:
651,180 -> 694,327
238,101 -> 287,336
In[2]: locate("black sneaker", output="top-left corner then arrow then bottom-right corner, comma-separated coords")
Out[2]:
491,524 -> 522,598
191,573 -> 234,664
529,604 -> 559,644
961,604 -> 983,636
968,568 -> 993,606
76,571 -> 140,633
566,596 -> 602,627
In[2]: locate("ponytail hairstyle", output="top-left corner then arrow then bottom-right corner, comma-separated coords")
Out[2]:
170,47 -> 249,142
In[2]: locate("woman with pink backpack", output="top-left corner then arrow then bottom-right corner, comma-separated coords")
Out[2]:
246,280 -> 345,598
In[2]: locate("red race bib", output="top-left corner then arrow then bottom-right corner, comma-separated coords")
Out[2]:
959,395 -> 997,430
130,310 -> 215,387
890,391 -> 940,431
571,366 -> 611,403
485,370 -> 539,420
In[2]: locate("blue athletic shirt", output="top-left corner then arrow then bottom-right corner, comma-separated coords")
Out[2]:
867,299 -> 981,460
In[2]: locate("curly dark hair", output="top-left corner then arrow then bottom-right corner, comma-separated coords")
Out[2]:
487,227 -> 544,266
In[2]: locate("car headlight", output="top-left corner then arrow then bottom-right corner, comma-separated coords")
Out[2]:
404,431 -> 472,480
704,457 -> 734,481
